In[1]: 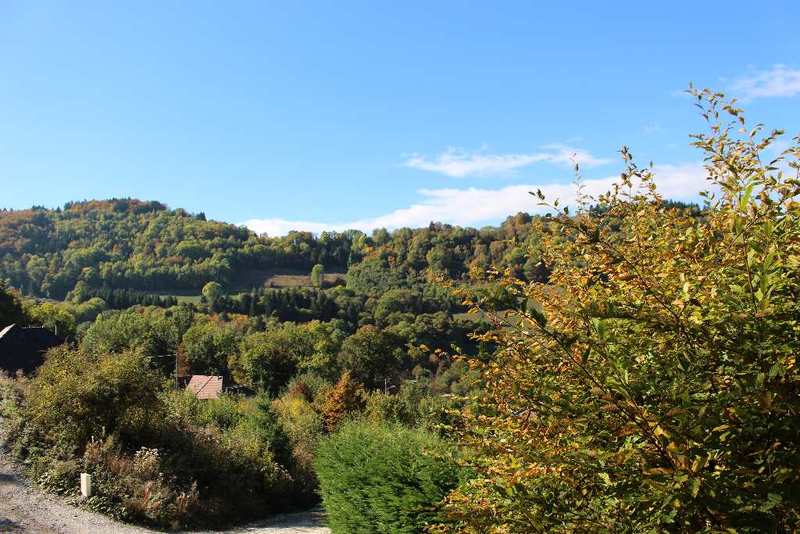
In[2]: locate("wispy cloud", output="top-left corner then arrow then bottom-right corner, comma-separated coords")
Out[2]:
730,65 -> 800,100
241,163 -> 707,235
236,218 -> 351,236
642,122 -> 664,135
404,144 -> 611,177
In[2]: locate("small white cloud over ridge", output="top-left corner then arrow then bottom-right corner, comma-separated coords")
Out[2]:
404,144 -> 611,177
241,163 -> 707,236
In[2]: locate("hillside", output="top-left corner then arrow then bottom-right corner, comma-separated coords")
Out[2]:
0,198 -> 558,300
0,199 -> 356,299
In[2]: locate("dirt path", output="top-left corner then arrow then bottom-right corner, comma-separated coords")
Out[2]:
0,454 -> 330,534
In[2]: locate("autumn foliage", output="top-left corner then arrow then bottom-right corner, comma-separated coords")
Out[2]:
444,90 -> 800,532
321,371 -> 366,432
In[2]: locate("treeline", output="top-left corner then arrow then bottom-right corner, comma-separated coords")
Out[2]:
1,278 -> 487,389
77,286 -> 178,310
206,285 -> 462,325
0,199 -> 364,298
0,198 -> 698,300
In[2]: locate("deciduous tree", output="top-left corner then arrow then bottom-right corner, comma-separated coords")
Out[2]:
445,90 -> 800,532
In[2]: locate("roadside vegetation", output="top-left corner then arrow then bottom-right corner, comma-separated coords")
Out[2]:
315,421 -> 462,533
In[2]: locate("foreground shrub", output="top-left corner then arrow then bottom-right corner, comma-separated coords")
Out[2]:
24,346 -> 164,448
80,437 -> 200,526
445,90 -> 800,531
315,420 -> 461,533
2,347 -> 302,529
272,383 -> 326,499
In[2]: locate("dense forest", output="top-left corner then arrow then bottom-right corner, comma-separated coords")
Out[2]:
0,90 -> 798,532
0,198 -> 554,300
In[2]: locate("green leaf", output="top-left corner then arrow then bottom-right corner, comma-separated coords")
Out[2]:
690,478 -> 701,498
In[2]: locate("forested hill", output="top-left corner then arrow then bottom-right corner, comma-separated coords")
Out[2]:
0,198 -> 554,300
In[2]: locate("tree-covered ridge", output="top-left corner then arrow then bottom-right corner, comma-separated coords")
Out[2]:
1,199 -> 362,298
0,197 -> 585,300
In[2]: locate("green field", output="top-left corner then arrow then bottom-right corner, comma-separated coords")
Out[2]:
152,270 -> 348,304
263,272 -> 346,288
174,294 -> 203,305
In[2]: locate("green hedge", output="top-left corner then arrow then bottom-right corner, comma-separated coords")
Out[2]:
314,420 -> 460,533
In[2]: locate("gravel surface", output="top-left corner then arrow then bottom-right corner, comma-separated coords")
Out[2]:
0,453 -> 330,534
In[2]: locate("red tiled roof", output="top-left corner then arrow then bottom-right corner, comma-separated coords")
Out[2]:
186,375 -> 223,400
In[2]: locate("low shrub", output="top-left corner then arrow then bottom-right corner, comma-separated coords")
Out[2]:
363,380 -> 451,430
80,437 -> 200,526
314,420 -> 462,533
24,346 -> 164,448
272,387 -> 326,501
0,347 -> 304,529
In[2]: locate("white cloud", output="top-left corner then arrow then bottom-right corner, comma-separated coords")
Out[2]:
241,163 -> 707,236
237,218 -> 352,236
642,122 -> 664,135
404,144 -> 611,177
730,65 -> 800,100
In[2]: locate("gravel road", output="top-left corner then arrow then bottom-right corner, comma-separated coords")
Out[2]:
0,454 -> 330,534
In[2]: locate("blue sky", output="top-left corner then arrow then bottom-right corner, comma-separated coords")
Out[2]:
1,1 -> 799,234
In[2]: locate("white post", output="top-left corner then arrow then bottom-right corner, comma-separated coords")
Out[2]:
80,473 -> 92,497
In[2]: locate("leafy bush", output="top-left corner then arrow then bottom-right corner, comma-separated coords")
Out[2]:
25,346 -> 164,448
364,380 -> 450,430
1,346 -> 305,529
315,420 -> 461,533
445,90 -> 800,531
271,391 -> 325,501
